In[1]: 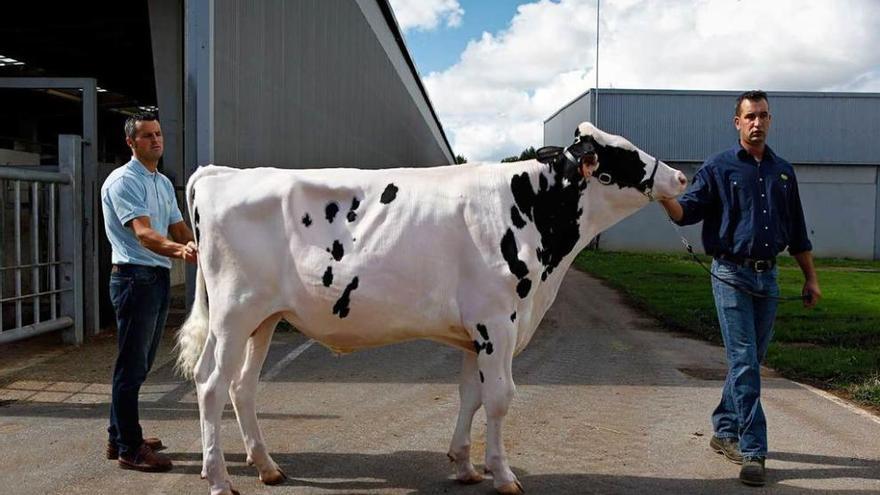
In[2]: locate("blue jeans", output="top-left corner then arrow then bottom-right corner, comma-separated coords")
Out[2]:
710,259 -> 779,459
107,265 -> 170,457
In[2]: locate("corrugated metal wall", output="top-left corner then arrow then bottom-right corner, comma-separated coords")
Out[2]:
210,0 -> 453,169
544,89 -> 880,259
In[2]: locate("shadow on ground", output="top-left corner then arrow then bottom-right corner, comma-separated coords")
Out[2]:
163,449 -> 880,494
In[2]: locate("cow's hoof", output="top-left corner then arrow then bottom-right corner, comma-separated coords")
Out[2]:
496,480 -> 524,494
456,471 -> 485,484
260,467 -> 287,485
246,456 -> 254,466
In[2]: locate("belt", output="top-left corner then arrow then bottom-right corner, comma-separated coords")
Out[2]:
111,264 -> 168,273
715,253 -> 776,273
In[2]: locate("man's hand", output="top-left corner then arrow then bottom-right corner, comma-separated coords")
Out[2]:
793,251 -> 820,309
179,241 -> 198,264
131,216 -> 198,263
802,279 -> 821,309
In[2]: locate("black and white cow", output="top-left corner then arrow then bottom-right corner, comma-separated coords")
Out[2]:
177,122 -> 688,495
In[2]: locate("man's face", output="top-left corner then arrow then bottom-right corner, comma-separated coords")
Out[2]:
734,98 -> 771,147
126,120 -> 163,162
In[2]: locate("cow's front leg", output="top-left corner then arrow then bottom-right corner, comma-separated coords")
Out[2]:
448,350 -> 484,484
475,322 -> 522,494
229,314 -> 286,486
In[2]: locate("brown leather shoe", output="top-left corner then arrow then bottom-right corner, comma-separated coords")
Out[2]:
106,437 -> 164,460
117,443 -> 173,472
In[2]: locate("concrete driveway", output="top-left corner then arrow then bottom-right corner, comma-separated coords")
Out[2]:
1,268 -> 878,494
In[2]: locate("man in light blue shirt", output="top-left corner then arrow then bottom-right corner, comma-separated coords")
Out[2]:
101,112 -> 197,472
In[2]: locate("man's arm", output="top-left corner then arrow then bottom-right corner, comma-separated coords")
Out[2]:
658,164 -> 713,226
659,198 -> 684,222
168,220 -> 195,245
793,250 -> 821,309
130,217 -> 198,264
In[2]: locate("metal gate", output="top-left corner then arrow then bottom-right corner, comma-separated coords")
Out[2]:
0,135 -> 83,344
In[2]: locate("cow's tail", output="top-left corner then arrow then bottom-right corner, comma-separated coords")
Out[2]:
175,168 -> 210,380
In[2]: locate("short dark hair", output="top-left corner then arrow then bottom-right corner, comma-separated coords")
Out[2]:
124,112 -> 159,140
735,90 -> 769,116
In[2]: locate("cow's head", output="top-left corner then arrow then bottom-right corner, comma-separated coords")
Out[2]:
565,122 -> 687,237
571,122 -> 686,202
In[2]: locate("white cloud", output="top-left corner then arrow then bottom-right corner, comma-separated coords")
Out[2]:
388,0 -> 464,32
422,0 -> 880,162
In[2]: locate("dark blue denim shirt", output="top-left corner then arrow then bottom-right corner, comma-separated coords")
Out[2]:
675,144 -> 812,259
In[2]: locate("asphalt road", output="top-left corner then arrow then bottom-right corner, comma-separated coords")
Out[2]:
1,269 -> 879,494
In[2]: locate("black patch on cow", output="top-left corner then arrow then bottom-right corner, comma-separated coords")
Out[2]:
479,371 -> 484,383
474,340 -> 494,355
347,197 -> 360,222
332,276 -> 359,318
510,158 -> 587,282
510,206 -> 526,229
322,267 -> 333,287
193,208 -> 201,242
511,173 -> 536,221
501,229 -> 528,279
591,141 -> 648,191
501,229 -> 532,299
325,202 -> 339,223
302,213 -> 312,227
477,324 -> 489,341
327,240 -> 344,261
380,183 -> 399,204
510,312 -> 517,322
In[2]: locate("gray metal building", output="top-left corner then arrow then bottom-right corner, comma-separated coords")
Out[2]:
0,0 -> 453,342
544,89 -> 880,260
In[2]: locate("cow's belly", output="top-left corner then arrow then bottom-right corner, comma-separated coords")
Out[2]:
280,295 -> 473,355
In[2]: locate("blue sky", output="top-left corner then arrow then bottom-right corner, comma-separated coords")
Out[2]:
402,1 -> 527,76
389,0 -> 880,162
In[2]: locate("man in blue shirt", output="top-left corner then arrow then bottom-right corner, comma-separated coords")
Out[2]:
660,91 -> 821,486
101,112 -> 198,472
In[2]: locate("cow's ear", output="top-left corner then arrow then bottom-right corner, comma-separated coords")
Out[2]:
536,146 -> 564,164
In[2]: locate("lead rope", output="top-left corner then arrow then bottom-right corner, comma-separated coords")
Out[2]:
667,219 -> 807,302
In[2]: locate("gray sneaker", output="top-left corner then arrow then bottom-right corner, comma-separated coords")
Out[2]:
709,435 -> 743,464
739,456 -> 766,486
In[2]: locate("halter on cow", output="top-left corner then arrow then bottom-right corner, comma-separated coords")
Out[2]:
177,122 -> 687,495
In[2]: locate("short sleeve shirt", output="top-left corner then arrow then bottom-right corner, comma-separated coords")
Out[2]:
101,159 -> 183,268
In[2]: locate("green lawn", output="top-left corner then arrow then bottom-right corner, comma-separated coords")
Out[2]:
573,250 -> 880,409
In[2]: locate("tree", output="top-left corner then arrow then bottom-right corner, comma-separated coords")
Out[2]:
454,154 -> 467,164
500,146 -> 537,163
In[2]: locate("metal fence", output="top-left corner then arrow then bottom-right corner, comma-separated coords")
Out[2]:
0,135 -> 83,344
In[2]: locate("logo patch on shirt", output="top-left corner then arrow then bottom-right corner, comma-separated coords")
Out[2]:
780,173 -> 789,181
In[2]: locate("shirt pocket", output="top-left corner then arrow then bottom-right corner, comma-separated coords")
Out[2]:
728,173 -> 751,212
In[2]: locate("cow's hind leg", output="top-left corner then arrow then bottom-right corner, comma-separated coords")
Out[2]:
195,330 -> 217,481
229,313 -> 286,485
448,350 -> 484,484
475,320 -> 522,494
197,310 -> 252,495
